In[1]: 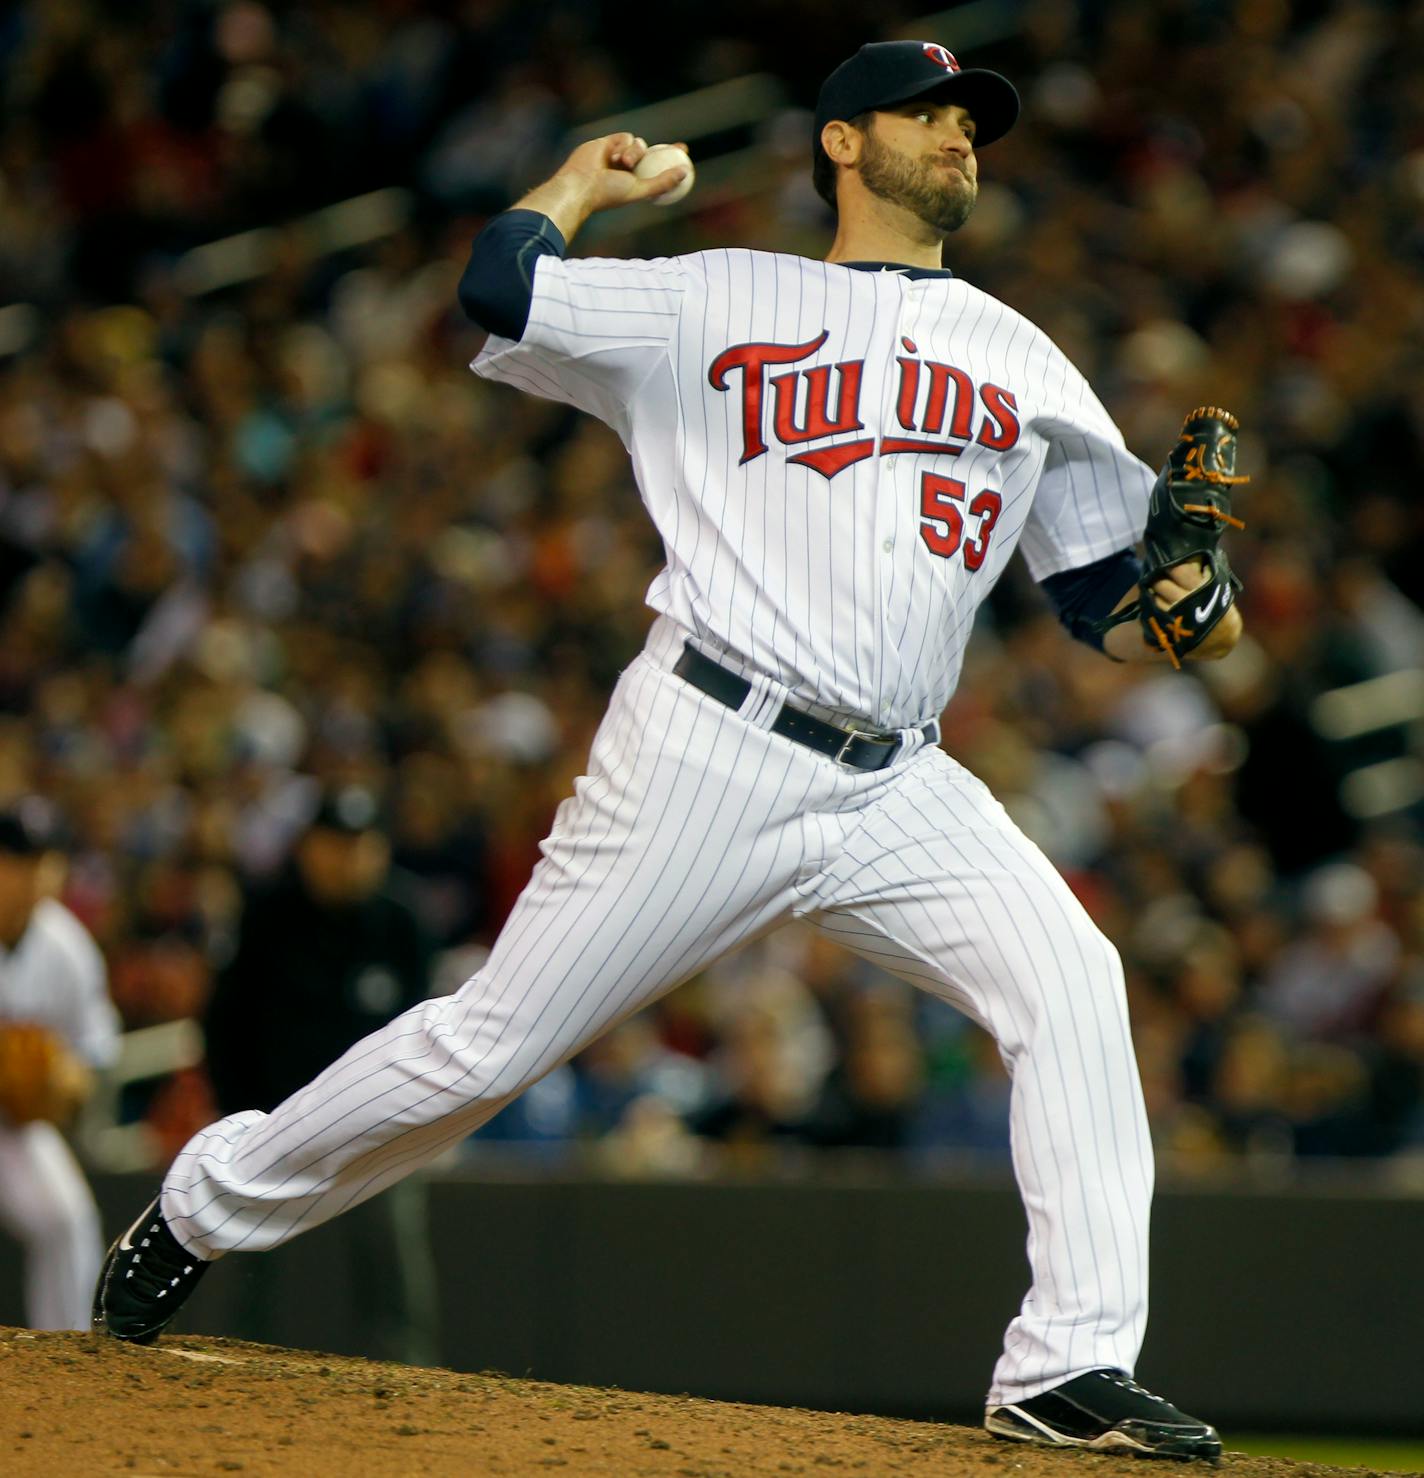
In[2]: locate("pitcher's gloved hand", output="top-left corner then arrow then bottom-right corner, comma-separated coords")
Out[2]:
1100,406 -> 1250,668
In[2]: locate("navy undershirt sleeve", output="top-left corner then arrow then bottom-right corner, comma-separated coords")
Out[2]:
457,209 -> 568,341
1040,547 -> 1143,652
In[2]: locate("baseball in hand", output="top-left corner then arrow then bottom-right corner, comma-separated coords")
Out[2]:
634,143 -> 694,206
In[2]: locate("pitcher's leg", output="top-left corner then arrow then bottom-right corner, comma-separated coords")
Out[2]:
165,658 -> 820,1257
808,753 -> 1152,1404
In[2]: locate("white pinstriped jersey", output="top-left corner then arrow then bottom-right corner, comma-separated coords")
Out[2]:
472,249 -> 1153,731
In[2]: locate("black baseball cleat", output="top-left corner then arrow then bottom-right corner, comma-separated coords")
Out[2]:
985,1369 -> 1222,1459
92,1196 -> 210,1344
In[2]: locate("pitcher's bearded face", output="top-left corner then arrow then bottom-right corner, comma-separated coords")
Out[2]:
858,104 -> 979,235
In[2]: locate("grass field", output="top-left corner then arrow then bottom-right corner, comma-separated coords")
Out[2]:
1231,1436 -> 1424,1473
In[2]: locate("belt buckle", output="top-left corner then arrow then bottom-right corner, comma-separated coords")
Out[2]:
834,727 -> 893,768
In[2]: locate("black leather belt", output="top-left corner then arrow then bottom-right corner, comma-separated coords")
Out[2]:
672,642 -> 937,772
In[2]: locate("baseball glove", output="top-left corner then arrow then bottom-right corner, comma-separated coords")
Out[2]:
1100,407 -> 1249,668
0,1022 -> 74,1126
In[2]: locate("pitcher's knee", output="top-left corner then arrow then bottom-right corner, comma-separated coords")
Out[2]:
1022,919 -> 1131,1034
409,991 -> 567,1111
1067,912 -> 1125,988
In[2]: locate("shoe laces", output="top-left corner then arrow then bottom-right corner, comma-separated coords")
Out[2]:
124,1215 -> 200,1302
1102,1373 -> 1168,1406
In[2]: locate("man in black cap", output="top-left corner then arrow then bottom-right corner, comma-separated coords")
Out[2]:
811,40 -> 1019,241
99,39 -> 1238,1460
201,785 -> 438,1362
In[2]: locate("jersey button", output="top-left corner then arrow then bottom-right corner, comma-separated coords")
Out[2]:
882,539 -> 894,553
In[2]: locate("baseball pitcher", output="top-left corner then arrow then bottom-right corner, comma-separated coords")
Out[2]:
96,42 -> 1247,1458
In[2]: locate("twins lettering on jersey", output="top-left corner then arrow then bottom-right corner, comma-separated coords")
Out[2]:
707,332 -> 1021,479
708,332 -> 1019,569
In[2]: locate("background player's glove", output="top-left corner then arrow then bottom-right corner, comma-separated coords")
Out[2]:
1101,407 -> 1249,668
0,1022 -> 82,1125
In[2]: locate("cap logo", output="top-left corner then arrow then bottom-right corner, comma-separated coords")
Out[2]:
922,43 -> 960,73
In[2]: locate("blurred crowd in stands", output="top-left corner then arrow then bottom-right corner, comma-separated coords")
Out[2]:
1,0 -> 1422,1175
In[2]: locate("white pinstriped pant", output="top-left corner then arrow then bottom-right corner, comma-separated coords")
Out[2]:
165,620 -> 1152,1403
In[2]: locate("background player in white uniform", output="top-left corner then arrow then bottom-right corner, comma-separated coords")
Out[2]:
97,41 -> 1242,1459
0,799 -> 119,1330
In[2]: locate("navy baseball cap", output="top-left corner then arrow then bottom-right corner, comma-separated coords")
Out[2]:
815,41 -> 1020,152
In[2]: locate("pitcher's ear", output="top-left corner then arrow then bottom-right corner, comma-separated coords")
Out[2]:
821,118 -> 865,167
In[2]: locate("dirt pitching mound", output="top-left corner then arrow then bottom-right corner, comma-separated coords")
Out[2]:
0,1327 -> 1380,1477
